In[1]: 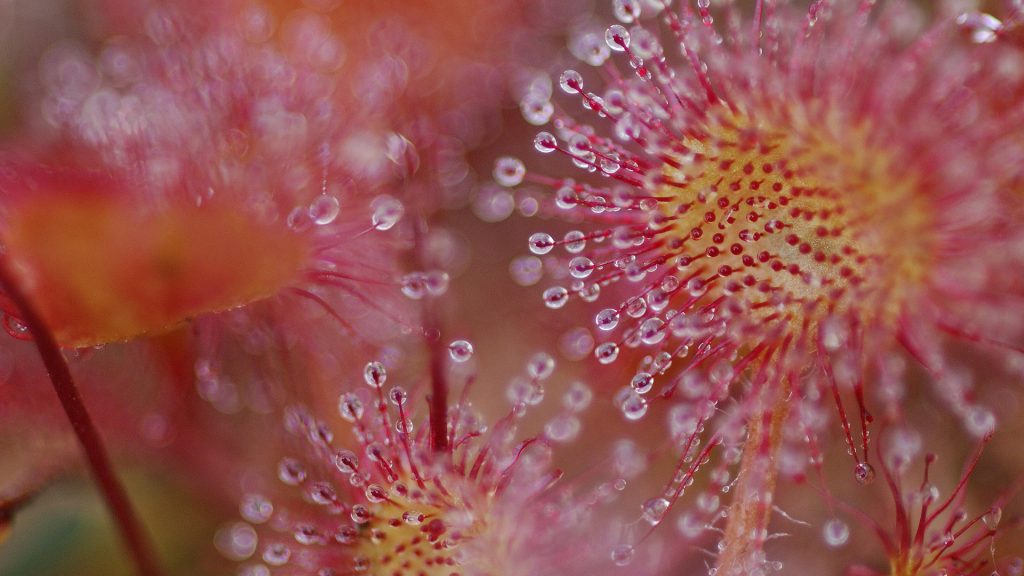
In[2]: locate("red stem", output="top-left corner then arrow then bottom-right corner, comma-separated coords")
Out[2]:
0,258 -> 163,576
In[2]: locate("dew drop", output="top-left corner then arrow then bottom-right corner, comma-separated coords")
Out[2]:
543,286 -> 570,309
616,388 -> 648,421
641,497 -> 669,525
308,194 -> 340,225
534,131 -> 558,153
822,518 -> 850,547
631,372 -> 654,394
262,543 -> 291,566
363,361 -> 387,388
596,308 -> 621,331
528,352 -> 556,380
337,393 -> 364,422
371,195 -> 404,231
333,450 -> 359,474
984,506 -> 1002,530
494,156 -> 526,187
605,25 -> 631,52
240,494 -> 274,524
448,339 -> 474,362
613,0 -> 642,23
277,458 -> 307,486
611,544 -> 634,566
529,232 -> 556,255
595,342 -> 620,364
559,69 -> 583,93
854,462 -> 876,485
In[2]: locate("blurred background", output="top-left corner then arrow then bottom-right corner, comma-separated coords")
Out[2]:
0,0 -> 1022,575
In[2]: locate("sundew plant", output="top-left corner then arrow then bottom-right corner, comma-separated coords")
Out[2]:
0,1 -> 1023,576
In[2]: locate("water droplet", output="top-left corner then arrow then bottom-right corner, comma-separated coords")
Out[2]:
616,388 -> 648,421
543,286 -> 570,309
569,256 -> 595,279
956,12 -> 1003,44
611,543 -> 634,566
822,518 -> 850,547
559,69 -> 583,94
262,543 -> 291,566
308,195 -> 340,225
371,195 -> 404,231
984,506 -> 1002,530
641,497 -> 669,525
854,462 -> 876,485
631,372 -> 654,394
606,25 -> 631,52
240,494 -> 273,524
534,132 -> 558,153
595,342 -> 620,364
388,386 -> 408,406
364,484 -> 387,503
544,414 -> 581,443
529,232 -> 556,255
277,458 -> 307,485
613,0 -> 642,23
337,393 -> 364,421
596,308 -> 621,331
333,450 -> 359,474
563,381 -> 593,412
528,352 -> 556,380
494,156 -> 526,187
448,339 -> 474,362
364,361 -> 386,388
965,405 -> 996,437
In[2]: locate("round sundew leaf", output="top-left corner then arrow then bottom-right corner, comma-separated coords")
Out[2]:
3,192 -> 309,347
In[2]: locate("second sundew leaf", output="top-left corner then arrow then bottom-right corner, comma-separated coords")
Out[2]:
3,190 -> 310,348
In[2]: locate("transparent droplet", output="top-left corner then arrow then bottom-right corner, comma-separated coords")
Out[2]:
371,195 -> 404,231
401,272 -> 427,300
605,25 -> 631,52
308,195 -> 340,225
854,462 -> 876,485
494,156 -> 526,187
277,458 -> 307,486
544,414 -> 581,443
448,340 -> 474,363
563,381 -> 593,412
611,543 -> 634,567
240,494 -> 274,524
569,256 -> 594,279
364,484 -> 387,504
956,12 -> 1003,44
631,372 -> 654,394
363,361 -> 387,388
965,405 -> 996,437
262,543 -> 291,566
595,342 -> 620,364
641,497 -> 669,525
333,450 -> 359,474
984,506 -> 1002,530
596,308 -> 620,331
528,352 -> 556,380
388,386 -> 408,406
529,232 -> 556,255
534,132 -> 557,153
543,286 -> 570,309
563,230 -> 587,253
616,388 -> 648,421
337,393 -> 364,422
614,0 -> 642,23
559,69 -> 583,94
823,518 -> 850,547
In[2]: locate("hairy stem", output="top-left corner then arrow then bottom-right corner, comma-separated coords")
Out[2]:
0,258 -> 163,576
715,378 -> 792,575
